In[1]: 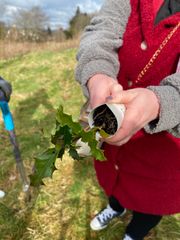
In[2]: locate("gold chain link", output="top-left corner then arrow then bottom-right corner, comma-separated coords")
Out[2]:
135,22 -> 180,84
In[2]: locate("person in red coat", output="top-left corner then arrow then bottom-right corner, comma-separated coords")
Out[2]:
76,0 -> 180,239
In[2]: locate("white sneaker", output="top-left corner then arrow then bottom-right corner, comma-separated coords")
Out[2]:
123,234 -> 134,240
0,190 -> 5,198
90,204 -> 126,231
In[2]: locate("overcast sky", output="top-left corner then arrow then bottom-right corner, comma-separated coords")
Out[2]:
1,0 -> 104,29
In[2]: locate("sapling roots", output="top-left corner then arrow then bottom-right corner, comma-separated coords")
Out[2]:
93,105 -> 118,135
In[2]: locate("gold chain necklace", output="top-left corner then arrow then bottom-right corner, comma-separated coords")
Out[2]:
135,21 -> 180,84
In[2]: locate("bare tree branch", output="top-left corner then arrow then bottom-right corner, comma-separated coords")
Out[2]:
13,6 -> 49,30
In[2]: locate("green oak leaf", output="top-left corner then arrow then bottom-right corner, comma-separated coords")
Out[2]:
30,148 -> 59,186
98,129 -> 110,139
80,129 -> 106,161
52,125 -> 72,147
30,105 -> 106,187
56,105 -> 82,134
68,146 -> 83,160
85,138 -> 105,161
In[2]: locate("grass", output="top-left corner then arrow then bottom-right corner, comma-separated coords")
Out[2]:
0,48 -> 180,240
0,39 -> 80,60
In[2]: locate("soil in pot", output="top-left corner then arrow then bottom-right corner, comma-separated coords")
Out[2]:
93,105 -> 118,135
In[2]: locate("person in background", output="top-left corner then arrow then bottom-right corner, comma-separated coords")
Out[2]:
0,77 -> 12,102
75,0 -> 180,239
0,76 -> 12,198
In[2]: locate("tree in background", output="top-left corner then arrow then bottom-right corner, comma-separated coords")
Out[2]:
53,27 -> 66,42
65,6 -> 93,39
0,21 -> 6,40
12,6 -> 49,42
2,4 -> 95,43
0,0 -> 7,40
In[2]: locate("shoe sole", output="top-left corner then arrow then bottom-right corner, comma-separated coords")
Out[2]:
90,223 -> 108,231
90,208 -> 127,231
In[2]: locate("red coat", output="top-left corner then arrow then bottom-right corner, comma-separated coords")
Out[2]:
94,0 -> 180,215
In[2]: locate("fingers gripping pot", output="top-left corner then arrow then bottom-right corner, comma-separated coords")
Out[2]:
76,103 -> 125,157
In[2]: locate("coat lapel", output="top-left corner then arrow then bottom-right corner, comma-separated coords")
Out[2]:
139,0 -> 180,44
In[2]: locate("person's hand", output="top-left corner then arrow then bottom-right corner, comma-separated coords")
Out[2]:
105,87 -> 160,146
0,76 -> 12,102
87,74 -> 123,109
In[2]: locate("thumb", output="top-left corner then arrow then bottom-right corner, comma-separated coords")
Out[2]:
109,83 -> 123,97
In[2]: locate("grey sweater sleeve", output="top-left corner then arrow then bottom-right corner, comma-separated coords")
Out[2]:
144,72 -> 180,137
75,0 -> 180,137
75,0 -> 131,97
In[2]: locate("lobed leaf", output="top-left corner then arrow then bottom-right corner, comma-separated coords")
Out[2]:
30,148 -> 59,186
56,105 -> 82,134
30,105 -> 106,187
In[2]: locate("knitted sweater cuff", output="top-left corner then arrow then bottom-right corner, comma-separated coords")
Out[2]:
76,59 -> 118,98
144,85 -> 180,134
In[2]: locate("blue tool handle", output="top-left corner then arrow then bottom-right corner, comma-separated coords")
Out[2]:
0,101 -> 14,131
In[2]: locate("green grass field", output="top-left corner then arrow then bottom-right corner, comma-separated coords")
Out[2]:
0,48 -> 179,240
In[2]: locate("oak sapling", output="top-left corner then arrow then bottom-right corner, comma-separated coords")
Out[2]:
30,105 -> 108,187
30,103 -> 125,187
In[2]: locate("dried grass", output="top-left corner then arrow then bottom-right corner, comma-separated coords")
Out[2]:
0,39 -> 80,60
